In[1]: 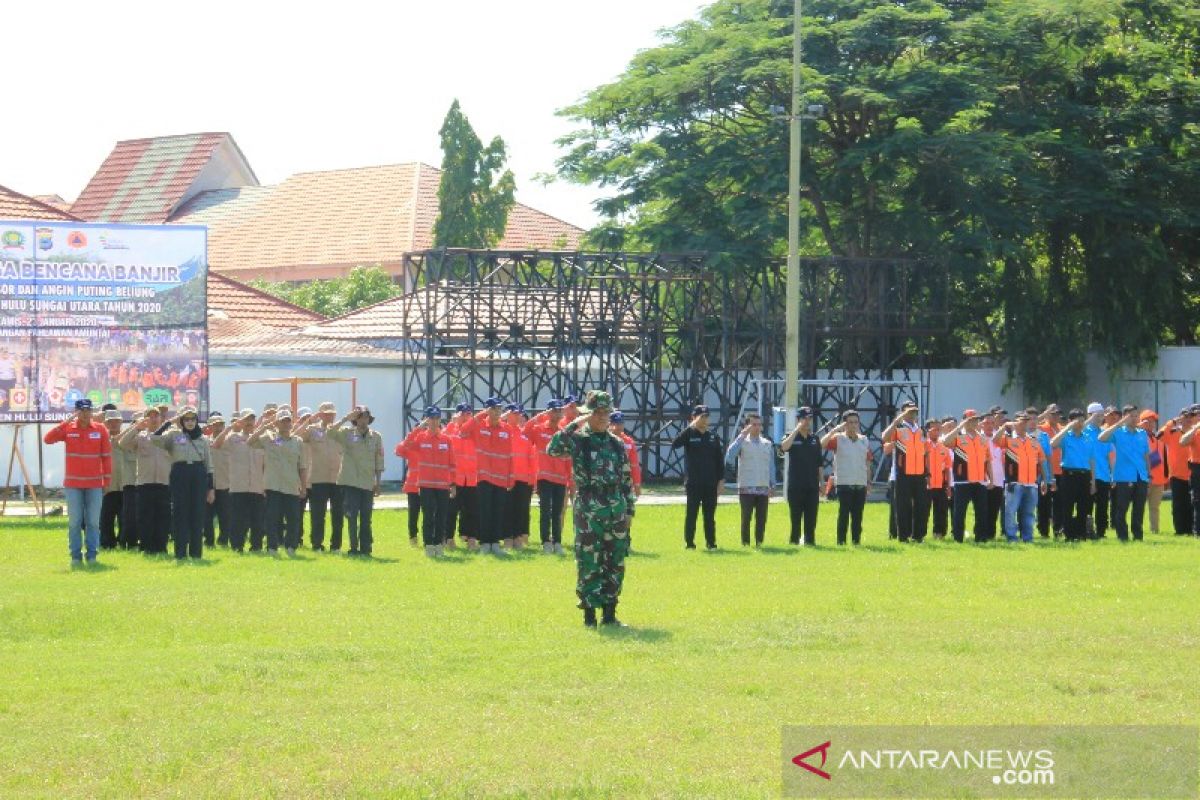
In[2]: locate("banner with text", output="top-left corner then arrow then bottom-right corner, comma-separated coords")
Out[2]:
0,220 -> 207,423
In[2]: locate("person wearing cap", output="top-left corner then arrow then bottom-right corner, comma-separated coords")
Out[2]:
524,400 -> 572,554
923,419 -> 952,540
1178,406 -> 1200,536
1098,405 -> 1151,541
1085,406 -> 1119,539
726,411 -> 777,548
444,402 -> 480,550
820,411 -> 873,545
99,410 -> 126,549
780,407 -> 824,546
1036,405 -> 1066,538
882,401 -> 929,543
118,407 -> 174,554
1050,408 -> 1096,540
940,409 -> 993,543
672,404 -> 725,550
213,409 -> 260,553
1140,410 -> 1168,534
994,414 -> 1051,542
203,413 -> 230,548
396,406 -> 458,557
296,402 -> 345,552
458,398 -> 516,554
609,410 -> 642,497
249,409 -> 307,556
329,406 -> 385,556
502,403 -> 535,550
1157,407 -> 1196,535
43,399 -> 112,566
147,406 -> 215,560
547,390 -> 636,627
402,451 -> 422,548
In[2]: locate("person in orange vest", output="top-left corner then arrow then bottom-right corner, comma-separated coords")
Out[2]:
1175,404 -> 1200,537
503,403 -> 536,550
1139,410 -> 1168,534
458,397 -> 515,554
981,407 -> 1008,539
523,399 -> 572,554
43,399 -> 112,566
610,411 -> 642,496
926,419 -> 953,539
994,412 -> 1050,541
1156,406 -> 1197,535
396,406 -> 457,557
882,401 -> 929,542
444,403 -> 480,550
1037,404 -> 1066,537
940,409 -> 993,543
401,450 -> 421,547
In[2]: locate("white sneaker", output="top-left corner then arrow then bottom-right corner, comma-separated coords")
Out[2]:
425,545 -> 437,557
554,543 -> 565,555
435,544 -> 444,557
542,542 -> 553,554
286,548 -> 296,557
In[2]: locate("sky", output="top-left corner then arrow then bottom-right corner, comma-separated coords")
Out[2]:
0,0 -> 709,230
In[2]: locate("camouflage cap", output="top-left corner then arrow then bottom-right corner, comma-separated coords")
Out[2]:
586,391 -> 614,411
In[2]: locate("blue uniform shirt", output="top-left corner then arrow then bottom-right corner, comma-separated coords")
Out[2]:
1085,424 -> 1114,482
1057,429 -> 1091,470
1110,427 -> 1150,482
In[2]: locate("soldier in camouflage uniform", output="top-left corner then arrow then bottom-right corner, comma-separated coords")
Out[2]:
547,391 -> 636,627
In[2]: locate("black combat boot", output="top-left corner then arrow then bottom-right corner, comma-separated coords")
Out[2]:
601,602 -> 625,626
583,606 -> 597,627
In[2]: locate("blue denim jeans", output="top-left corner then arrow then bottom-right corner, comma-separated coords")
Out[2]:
65,487 -> 103,561
1003,483 -> 1039,542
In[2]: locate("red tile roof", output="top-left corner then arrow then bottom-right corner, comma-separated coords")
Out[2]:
207,271 -> 325,328
0,185 -> 82,221
171,163 -> 585,280
71,133 -> 248,223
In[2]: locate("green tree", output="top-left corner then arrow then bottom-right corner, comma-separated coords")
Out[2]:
555,0 -> 1200,400
432,99 -> 517,248
253,265 -> 400,318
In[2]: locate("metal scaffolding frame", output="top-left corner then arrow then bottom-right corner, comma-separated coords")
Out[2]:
390,249 -> 947,479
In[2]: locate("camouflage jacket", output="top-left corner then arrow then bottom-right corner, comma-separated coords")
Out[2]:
547,419 -> 636,513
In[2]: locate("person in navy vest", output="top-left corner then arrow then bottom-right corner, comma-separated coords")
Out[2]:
672,405 -> 725,549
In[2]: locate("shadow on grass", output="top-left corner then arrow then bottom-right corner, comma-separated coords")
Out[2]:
352,555 -> 400,564
626,550 -> 661,559
173,557 -> 218,567
701,547 -> 751,557
597,625 -> 673,643
69,561 -> 118,573
857,544 -> 905,554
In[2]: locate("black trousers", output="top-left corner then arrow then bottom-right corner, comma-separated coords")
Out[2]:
1058,470 -> 1091,540
137,483 -> 172,553
1112,481 -> 1147,541
120,485 -> 140,550
738,493 -> 769,545
169,462 -> 208,559
888,481 -> 897,539
205,488 -> 230,547
265,490 -> 302,550
537,480 -> 567,543
986,486 -> 1004,539
1092,480 -> 1112,538
407,491 -> 421,540
893,473 -> 928,542
308,482 -> 344,549
420,487 -> 450,546
476,481 -> 508,544
952,482 -> 988,543
787,487 -> 819,545
1170,476 -> 1194,534
505,481 -> 533,539
837,485 -> 867,545
1191,464 -> 1200,536
342,485 -> 374,554
228,492 -> 259,551
927,488 -> 949,538
445,484 -> 478,541
100,490 -> 123,549
684,483 -> 719,547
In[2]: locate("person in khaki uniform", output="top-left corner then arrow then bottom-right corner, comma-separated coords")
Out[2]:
204,412 -> 230,547
117,412 -> 141,550
249,409 -> 307,556
296,401 -> 344,552
148,406 -> 215,560
99,410 -> 126,549
213,409 -> 262,553
118,406 -> 174,554
329,406 -> 385,557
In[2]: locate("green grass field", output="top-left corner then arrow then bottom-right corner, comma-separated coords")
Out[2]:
2,502 -> 1197,798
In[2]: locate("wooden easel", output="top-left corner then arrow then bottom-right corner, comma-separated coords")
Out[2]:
0,424 -> 46,517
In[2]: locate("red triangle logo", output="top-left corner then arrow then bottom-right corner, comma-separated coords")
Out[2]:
792,740 -> 832,780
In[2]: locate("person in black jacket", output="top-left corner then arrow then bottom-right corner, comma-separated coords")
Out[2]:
672,405 -> 725,549
780,407 -> 823,545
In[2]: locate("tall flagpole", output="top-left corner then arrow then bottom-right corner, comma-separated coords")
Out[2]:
784,0 -> 803,415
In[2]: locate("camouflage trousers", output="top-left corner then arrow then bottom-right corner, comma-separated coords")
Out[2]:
573,501 -> 631,609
